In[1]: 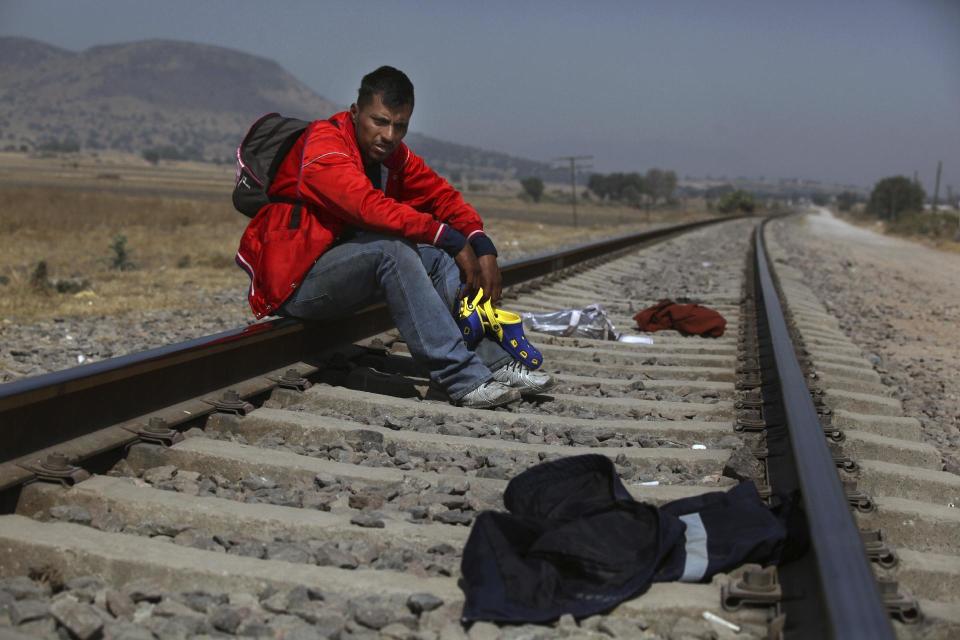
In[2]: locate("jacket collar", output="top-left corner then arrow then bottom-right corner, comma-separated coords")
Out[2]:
328,110 -> 407,171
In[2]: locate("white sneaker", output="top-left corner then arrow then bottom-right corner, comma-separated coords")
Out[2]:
458,380 -> 522,409
492,361 -> 555,395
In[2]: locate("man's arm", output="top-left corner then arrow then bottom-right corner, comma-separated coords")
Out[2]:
399,147 -> 502,301
296,134 -> 467,257
399,150 -> 485,236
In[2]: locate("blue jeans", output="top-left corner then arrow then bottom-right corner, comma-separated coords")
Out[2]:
280,232 -> 512,400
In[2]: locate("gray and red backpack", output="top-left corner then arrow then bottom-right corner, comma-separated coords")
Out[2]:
232,113 -> 308,218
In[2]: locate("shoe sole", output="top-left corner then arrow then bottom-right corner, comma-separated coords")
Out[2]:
459,388 -> 522,409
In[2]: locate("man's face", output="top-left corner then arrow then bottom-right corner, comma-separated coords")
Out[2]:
351,93 -> 412,165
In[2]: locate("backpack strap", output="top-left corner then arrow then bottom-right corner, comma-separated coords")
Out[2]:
289,202 -> 302,230
288,120 -> 319,231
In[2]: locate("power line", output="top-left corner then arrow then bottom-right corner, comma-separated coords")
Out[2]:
553,155 -> 593,227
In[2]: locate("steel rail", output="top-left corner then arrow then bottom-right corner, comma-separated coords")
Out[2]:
0,215 -> 738,485
754,221 -> 893,639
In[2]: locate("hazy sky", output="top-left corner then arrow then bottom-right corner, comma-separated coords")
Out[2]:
2,0 -> 959,190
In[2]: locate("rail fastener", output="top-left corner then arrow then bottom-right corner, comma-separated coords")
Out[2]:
749,443 -> 769,460
876,580 -> 921,624
205,389 -> 256,416
17,452 -> 90,487
735,398 -> 764,411
735,413 -> 767,432
818,414 -> 846,442
860,529 -> 898,569
828,443 -> 859,473
122,416 -> 184,448
721,565 -> 782,611
843,480 -> 876,513
269,368 -> 313,391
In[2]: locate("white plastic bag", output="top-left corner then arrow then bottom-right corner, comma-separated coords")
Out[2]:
522,304 -> 624,341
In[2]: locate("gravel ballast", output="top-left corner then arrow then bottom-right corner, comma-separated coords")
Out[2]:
770,211 -> 960,474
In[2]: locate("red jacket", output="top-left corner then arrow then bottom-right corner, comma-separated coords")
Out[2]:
235,111 -> 486,318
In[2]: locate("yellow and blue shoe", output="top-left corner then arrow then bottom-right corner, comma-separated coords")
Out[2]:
457,290 -> 486,349
479,298 -> 544,370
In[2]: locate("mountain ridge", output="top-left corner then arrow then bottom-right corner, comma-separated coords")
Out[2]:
0,37 -> 563,180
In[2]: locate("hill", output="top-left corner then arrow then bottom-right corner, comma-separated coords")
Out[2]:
0,37 -> 564,180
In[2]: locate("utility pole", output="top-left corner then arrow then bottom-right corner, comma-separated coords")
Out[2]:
932,160 -> 942,212
554,155 -> 593,227
950,183 -> 960,242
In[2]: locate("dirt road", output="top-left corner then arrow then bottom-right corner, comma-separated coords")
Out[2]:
771,208 -> 960,472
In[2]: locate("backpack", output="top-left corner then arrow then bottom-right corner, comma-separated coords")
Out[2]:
232,113 -> 309,218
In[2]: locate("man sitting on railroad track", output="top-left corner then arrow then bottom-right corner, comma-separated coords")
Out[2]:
236,66 -> 553,408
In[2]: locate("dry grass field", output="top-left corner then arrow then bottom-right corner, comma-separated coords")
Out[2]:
0,151 -> 709,324
837,208 -> 960,254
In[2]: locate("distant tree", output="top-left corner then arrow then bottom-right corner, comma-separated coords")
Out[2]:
644,168 -> 677,203
588,172 -> 645,201
520,177 -> 545,203
716,190 -> 756,214
810,193 -> 829,206
621,185 -> 642,209
588,173 -> 613,200
705,184 -> 735,200
836,191 -> 860,212
141,145 -> 202,164
36,138 -> 80,153
867,176 -> 925,221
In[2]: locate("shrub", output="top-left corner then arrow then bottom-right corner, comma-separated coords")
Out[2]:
109,235 -> 134,271
716,190 -> 755,214
36,138 -> 80,153
867,176 -> 924,221
520,177 -> 544,203
141,145 -> 204,165
886,211 -> 959,239
29,261 -> 51,293
836,191 -> 860,212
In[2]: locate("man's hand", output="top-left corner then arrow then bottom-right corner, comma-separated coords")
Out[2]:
477,254 -> 502,304
454,244 -> 482,298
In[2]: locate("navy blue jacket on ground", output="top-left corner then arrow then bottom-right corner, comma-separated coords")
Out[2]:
460,454 -> 788,623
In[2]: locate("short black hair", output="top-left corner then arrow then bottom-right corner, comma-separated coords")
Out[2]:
357,66 -> 414,110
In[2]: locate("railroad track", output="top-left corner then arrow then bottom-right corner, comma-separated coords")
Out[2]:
0,214 -> 957,640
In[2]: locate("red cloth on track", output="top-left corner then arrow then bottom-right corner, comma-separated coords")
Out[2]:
633,300 -> 726,337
